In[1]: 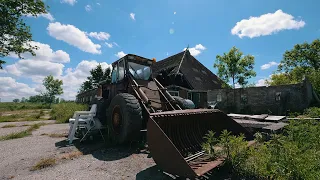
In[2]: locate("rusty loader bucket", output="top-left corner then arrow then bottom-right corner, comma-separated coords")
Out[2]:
147,109 -> 253,178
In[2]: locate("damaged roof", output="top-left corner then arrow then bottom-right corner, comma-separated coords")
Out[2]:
152,50 -> 223,91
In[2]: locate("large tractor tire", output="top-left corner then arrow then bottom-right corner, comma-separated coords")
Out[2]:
172,96 -> 195,109
107,93 -> 143,144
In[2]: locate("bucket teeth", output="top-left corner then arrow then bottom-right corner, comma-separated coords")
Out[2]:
147,109 -> 254,178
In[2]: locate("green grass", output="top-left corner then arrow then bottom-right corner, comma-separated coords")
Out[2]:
0,123 -> 46,141
50,102 -> 88,123
0,112 -> 47,122
0,102 -> 50,112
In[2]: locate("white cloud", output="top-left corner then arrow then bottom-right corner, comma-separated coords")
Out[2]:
60,60 -> 112,100
0,68 -> 7,74
12,41 -> 70,63
231,9 -> 305,38
105,42 -> 113,48
26,13 -> 55,22
6,60 -> 64,81
115,51 -> 127,58
256,79 -> 267,87
130,13 -> 135,20
183,44 -> 206,56
195,44 -> 206,50
0,77 -> 38,102
47,22 -> 102,54
4,41 -> 69,82
261,61 -> 279,70
85,5 -> 92,12
166,52 -> 169,56
174,12 -> 176,15
60,0 -> 77,5
88,32 -> 110,41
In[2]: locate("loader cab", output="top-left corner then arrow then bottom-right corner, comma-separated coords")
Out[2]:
110,54 -> 154,84
106,55 -> 155,101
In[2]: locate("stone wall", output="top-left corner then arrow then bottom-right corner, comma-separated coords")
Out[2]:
207,79 -> 317,115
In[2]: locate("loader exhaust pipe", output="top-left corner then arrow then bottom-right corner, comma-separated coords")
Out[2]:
147,109 -> 253,178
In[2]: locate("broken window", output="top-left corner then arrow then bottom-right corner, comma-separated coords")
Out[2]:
241,94 -> 247,103
217,94 -> 222,102
276,92 -> 281,101
168,91 -> 179,97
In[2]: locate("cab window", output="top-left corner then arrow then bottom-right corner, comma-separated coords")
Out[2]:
118,60 -> 125,81
111,64 -> 118,83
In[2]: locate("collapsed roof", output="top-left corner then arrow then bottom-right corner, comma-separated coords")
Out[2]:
152,50 -> 223,91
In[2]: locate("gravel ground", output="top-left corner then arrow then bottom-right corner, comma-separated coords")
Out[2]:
0,122 -> 172,180
0,120 -> 55,128
0,126 -> 30,136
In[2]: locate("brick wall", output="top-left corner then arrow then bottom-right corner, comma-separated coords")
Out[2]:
207,79 -> 316,115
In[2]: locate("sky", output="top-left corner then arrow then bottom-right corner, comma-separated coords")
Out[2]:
0,0 -> 319,102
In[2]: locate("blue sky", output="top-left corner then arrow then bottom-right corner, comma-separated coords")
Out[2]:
0,0 -> 319,101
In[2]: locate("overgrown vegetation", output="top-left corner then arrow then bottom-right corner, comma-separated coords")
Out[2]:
203,120 -> 320,179
303,107 -> 320,118
0,102 -> 50,111
0,111 -> 47,122
0,123 -> 46,141
50,102 -> 88,123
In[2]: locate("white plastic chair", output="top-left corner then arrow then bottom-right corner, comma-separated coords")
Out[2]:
68,104 -> 104,144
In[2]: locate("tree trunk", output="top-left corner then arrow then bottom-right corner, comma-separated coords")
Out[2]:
232,75 -> 236,112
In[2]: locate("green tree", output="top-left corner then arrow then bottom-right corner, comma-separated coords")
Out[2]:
0,0 -> 49,69
43,75 -> 63,105
268,39 -> 320,94
214,47 -> 256,89
278,39 -> 320,73
13,98 -> 20,103
28,95 -> 44,103
20,97 -> 26,103
79,64 -> 111,93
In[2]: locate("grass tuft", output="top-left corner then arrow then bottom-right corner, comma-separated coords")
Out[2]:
0,123 -> 46,141
30,158 -> 56,171
2,124 -> 17,128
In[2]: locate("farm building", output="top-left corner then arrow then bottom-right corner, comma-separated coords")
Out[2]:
152,50 -> 224,108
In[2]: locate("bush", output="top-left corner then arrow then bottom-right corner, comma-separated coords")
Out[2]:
304,107 -> 320,118
202,120 -> 320,179
50,102 -> 88,123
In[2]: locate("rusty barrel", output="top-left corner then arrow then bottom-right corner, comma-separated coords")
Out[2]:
147,109 -> 253,178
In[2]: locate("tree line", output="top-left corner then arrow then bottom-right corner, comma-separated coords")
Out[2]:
214,39 -> 320,95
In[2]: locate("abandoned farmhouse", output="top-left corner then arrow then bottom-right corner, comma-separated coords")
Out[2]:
77,50 -> 320,115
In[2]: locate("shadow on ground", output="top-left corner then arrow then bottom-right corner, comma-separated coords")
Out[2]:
55,137 -> 140,161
